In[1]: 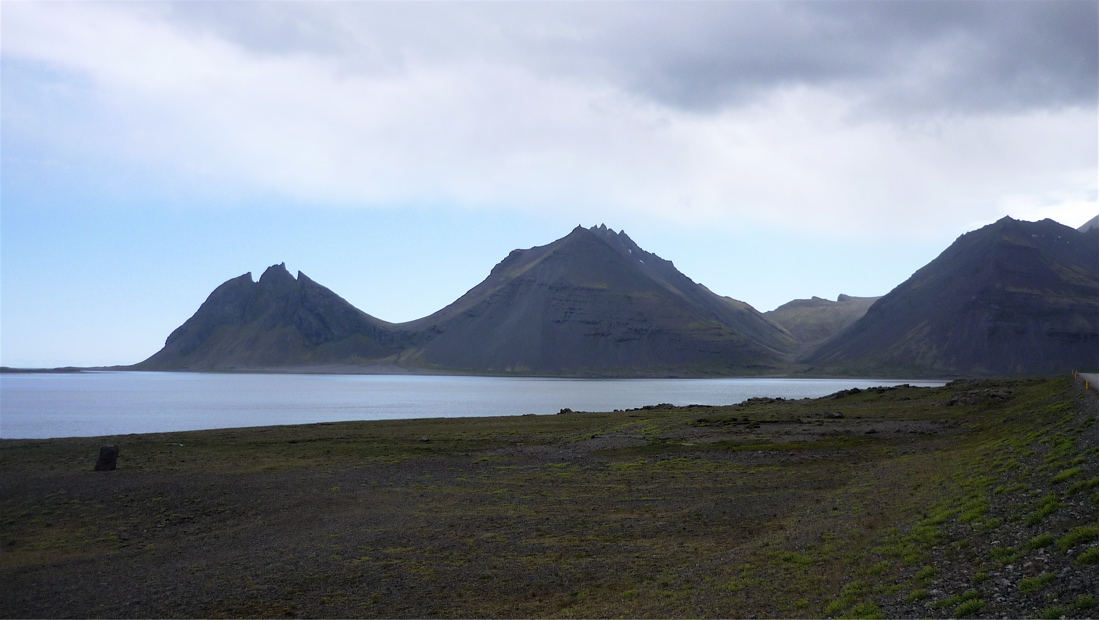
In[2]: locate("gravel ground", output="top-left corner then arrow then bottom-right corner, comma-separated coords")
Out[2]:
1,377 -> 1096,618
880,378 -> 1099,619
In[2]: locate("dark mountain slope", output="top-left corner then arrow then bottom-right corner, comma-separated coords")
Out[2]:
398,225 -> 796,375
136,264 -> 398,370
765,294 -> 880,353
805,217 -> 1099,375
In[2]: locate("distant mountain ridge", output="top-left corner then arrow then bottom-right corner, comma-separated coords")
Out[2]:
1079,214 -> 1099,233
135,217 -> 1099,377
764,294 -> 880,354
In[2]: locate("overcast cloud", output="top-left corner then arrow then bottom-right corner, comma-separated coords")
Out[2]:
3,0 -> 1097,236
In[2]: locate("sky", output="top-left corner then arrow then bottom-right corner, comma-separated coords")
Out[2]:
2,1 -> 1097,368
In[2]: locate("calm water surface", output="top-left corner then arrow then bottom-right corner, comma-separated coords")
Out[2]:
0,371 -> 946,439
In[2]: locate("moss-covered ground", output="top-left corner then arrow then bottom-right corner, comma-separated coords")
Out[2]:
1,376 -> 1096,618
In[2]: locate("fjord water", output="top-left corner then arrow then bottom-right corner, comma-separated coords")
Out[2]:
0,372 -> 946,439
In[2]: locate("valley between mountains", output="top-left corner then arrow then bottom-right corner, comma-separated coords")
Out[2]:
134,217 -> 1099,377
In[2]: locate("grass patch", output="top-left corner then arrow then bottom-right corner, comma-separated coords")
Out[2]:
1050,466 -> 1084,484
1024,494 -> 1064,527
994,482 -> 1028,495
933,589 -> 978,609
914,565 -> 937,583
846,601 -> 884,619
823,581 -> 868,617
905,588 -> 928,602
954,598 -> 985,617
1018,572 -> 1055,593
1077,547 -> 1099,566
1057,525 -> 1099,553
1067,477 -> 1099,495
771,550 -> 815,566
1039,605 -> 1066,619
1024,533 -> 1056,551
989,545 -> 1023,566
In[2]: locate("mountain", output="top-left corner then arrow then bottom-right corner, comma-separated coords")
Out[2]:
804,217 -> 1099,375
136,264 -> 398,371
765,294 -> 880,353
396,225 -> 796,375
1079,214 -> 1099,233
137,228 -> 796,376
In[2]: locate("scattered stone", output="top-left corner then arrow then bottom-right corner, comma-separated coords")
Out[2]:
830,387 -> 863,399
94,445 -> 119,471
947,388 -> 1015,406
419,436 -> 430,442
741,397 -> 786,405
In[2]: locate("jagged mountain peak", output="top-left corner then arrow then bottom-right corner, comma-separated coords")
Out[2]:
258,262 -> 295,285
559,224 -> 638,253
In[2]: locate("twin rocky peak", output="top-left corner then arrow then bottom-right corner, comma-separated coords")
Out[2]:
136,218 -> 1099,377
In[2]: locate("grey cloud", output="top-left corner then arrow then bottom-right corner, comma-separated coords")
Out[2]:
559,1 -> 1098,115
157,1 -> 1098,116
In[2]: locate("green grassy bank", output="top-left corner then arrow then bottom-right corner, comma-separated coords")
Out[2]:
2,377 -> 1097,618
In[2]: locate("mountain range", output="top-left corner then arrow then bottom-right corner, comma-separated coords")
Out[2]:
135,217 -> 1099,377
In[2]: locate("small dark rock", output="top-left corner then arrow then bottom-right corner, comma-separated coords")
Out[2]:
94,445 -> 119,471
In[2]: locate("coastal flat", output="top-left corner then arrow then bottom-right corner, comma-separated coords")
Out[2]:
2,378 -> 1097,618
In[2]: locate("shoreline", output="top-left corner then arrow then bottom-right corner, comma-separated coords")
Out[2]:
1,362 -> 963,380
1,374 -> 950,441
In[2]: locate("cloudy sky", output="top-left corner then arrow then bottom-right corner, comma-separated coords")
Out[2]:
2,1 -> 1096,368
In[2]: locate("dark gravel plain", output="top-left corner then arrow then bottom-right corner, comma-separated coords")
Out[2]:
1,376 -> 1096,618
